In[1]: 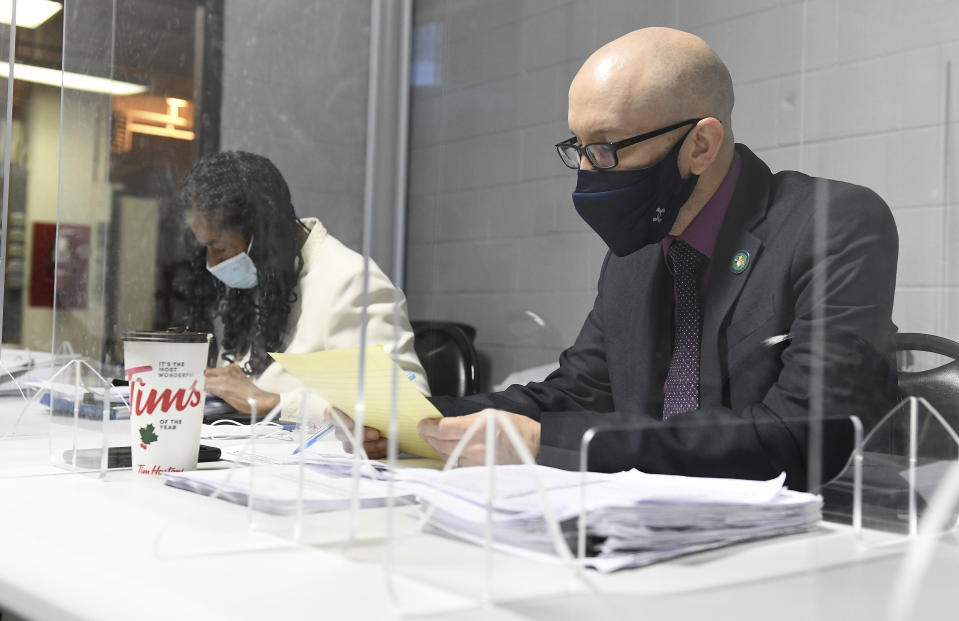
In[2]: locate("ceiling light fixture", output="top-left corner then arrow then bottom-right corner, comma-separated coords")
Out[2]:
0,0 -> 62,29
0,61 -> 148,96
117,97 -> 195,151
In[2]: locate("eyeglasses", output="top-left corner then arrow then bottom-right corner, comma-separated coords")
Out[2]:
554,118 -> 703,170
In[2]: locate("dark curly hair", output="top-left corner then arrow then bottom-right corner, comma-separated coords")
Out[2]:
179,151 -> 306,376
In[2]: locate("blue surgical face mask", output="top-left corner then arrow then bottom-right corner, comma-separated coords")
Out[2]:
571,129 -> 698,257
207,236 -> 258,289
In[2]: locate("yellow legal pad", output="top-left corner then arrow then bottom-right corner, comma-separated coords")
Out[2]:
271,345 -> 442,460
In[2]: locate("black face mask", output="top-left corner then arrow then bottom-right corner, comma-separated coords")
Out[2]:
571,130 -> 699,257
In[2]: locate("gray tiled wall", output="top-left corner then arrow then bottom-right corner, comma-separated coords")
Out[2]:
220,0 -> 370,251
406,0 -> 959,386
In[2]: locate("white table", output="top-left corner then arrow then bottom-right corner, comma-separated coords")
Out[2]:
1,411 -> 958,620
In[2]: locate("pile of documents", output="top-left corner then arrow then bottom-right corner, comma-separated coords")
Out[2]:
28,382 -> 237,421
164,464 -> 415,514
219,438 -> 442,472
164,439 -> 439,513
163,441 -> 820,571
0,347 -> 79,397
31,381 -> 131,420
393,465 -> 822,573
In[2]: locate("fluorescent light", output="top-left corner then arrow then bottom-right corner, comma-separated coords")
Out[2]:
0,61 -> 147,95
0,0 -> 62,29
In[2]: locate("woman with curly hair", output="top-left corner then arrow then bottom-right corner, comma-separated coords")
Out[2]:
180,150 -> 428,419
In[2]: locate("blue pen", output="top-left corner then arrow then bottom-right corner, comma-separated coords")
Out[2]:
292,424 -> 336,455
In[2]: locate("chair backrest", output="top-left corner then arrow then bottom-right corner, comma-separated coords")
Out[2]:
895,332 -> 959,459
411,320 -> 481,398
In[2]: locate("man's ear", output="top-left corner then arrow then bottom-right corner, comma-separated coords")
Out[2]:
686,117 -> 725,176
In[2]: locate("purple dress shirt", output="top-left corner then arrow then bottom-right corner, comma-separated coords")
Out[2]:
661,153 -> 742,397
663,151 -> 742,271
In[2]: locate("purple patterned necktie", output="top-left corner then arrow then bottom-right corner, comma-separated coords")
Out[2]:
663,241 -> 708,420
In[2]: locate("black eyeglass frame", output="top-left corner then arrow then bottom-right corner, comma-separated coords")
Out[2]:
554,117 -> 705,170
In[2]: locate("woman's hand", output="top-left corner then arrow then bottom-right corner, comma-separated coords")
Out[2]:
328,409 -> 388,458
204,364 -> 281,415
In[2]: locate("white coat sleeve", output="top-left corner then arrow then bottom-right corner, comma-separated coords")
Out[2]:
322,255 -> 430,396
253,237 -> 429,423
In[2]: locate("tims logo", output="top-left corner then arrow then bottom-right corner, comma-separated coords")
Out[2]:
125,365 -> 202,416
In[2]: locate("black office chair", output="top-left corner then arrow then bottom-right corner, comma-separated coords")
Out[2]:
411,320 -> 481,397
895,332 -> 959,459
821,332 -> 959,529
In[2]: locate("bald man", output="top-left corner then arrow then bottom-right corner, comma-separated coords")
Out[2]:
364,28 -> 898,490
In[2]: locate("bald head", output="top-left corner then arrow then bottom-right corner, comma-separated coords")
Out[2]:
568,27 -> 734,145
567,28 -> 737,236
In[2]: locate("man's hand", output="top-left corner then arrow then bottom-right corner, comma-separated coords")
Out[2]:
417,409 -> 541,466
204,364 -> 280,415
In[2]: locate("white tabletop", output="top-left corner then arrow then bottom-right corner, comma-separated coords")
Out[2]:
1,406 -> 958,620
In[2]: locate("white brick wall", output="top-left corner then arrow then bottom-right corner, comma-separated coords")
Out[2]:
406,0 -> 959,386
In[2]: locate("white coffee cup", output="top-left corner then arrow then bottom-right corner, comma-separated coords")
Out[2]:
122,331 -> 212,478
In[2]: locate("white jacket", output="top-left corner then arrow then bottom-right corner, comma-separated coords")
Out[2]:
223,218 -> 429,421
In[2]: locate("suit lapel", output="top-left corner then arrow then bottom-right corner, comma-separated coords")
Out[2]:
700,145 -> 772,406
623,244 -> 671,417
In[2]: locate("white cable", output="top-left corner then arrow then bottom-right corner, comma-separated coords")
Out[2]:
206,418 -> 291,441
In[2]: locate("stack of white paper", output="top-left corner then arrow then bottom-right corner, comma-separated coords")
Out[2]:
394,465 -> 821,572
222,440 -> 344,464
220,440 -> 443,474
0,348 -> 87,397
163,464 -> 415,514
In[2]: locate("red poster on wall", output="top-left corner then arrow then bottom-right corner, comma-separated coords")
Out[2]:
29,222 -> 90,309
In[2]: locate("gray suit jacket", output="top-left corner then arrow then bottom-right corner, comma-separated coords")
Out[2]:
432,144 -> 899,491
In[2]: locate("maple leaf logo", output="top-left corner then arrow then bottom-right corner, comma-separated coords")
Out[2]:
139,424 -> 159,450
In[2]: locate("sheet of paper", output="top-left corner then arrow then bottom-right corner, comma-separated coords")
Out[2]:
271,346 -> 442,459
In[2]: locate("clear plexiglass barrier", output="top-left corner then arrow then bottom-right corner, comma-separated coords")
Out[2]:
2,1 -> 959,620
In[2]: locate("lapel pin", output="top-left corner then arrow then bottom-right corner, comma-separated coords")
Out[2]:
730,250 -> 750,274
